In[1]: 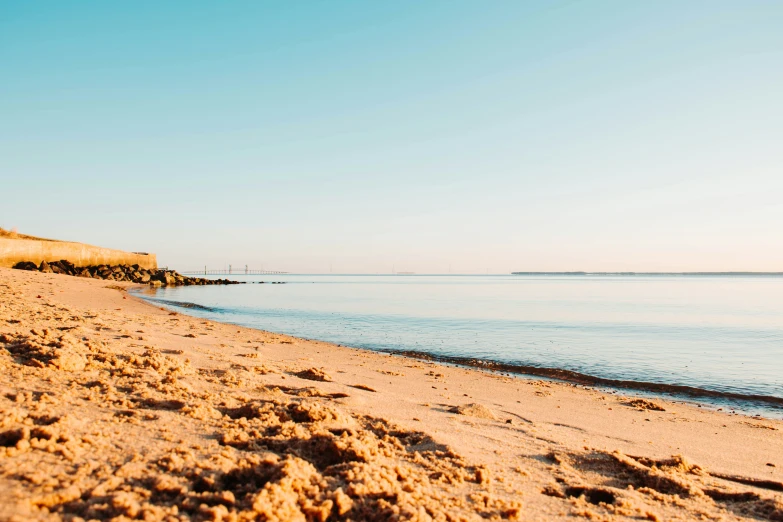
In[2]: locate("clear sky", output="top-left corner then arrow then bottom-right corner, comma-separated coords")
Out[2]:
2,1 -> 782,273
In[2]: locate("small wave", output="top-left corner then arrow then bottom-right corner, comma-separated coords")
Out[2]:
385,349 -> 783,407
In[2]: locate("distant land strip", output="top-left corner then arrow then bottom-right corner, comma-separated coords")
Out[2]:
511,272 -> 783,276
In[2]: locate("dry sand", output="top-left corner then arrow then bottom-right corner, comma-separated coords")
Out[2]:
0,267 -> 781,521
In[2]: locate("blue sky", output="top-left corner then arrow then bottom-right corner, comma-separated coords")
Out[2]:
2,1 -> 782,273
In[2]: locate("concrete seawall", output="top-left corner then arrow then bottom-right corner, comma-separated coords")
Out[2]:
0,238 -> 157,270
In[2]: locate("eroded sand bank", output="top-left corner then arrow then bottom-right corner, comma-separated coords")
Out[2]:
1,267 -> 781,521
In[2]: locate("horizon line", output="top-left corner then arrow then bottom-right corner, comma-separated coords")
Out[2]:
174,271 -> 783,277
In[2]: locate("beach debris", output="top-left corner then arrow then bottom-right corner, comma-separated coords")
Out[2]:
626,399 -> 666,411
743,421 -> 778,431
449,403 -> 497,420
377,369 -> 404,376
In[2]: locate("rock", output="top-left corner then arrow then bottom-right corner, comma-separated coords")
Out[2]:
12,260 -> 241,286
12,261 -> 38,271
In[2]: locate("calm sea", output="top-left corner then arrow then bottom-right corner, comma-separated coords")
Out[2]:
135,274 -> 783,417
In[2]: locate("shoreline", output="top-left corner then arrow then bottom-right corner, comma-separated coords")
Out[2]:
133,291 -> 783,419
2,267 -> 782,520
369,350 -> 783,412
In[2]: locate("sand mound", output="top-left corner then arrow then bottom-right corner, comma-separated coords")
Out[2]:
449,403 -> 497,420
295,368 -> 333,382
542,449 -> 783,520
1,330 -> 87,371
349,384 -> 376,392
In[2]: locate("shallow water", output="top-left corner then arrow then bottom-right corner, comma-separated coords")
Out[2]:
137,274 -> 783,417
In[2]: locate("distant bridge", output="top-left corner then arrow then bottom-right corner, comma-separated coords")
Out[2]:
181,266 -> 288,276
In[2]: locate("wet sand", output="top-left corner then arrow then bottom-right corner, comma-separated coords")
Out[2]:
1,267 -> 781,521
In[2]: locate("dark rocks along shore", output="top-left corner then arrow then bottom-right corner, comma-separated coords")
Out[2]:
13,260 -> 242,286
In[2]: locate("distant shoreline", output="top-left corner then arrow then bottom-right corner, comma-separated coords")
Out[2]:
173,272 -> 783,277
511,271 -> 783,276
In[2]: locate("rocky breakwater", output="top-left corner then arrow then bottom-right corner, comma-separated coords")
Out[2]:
13,260 -> 242,287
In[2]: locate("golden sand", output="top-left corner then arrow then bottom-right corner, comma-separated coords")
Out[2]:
1,267 -> 781,521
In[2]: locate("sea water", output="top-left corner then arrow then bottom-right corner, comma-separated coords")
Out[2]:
135,274 -> 783,417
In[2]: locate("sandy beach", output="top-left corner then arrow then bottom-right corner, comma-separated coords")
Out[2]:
1,267 -> 782,521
